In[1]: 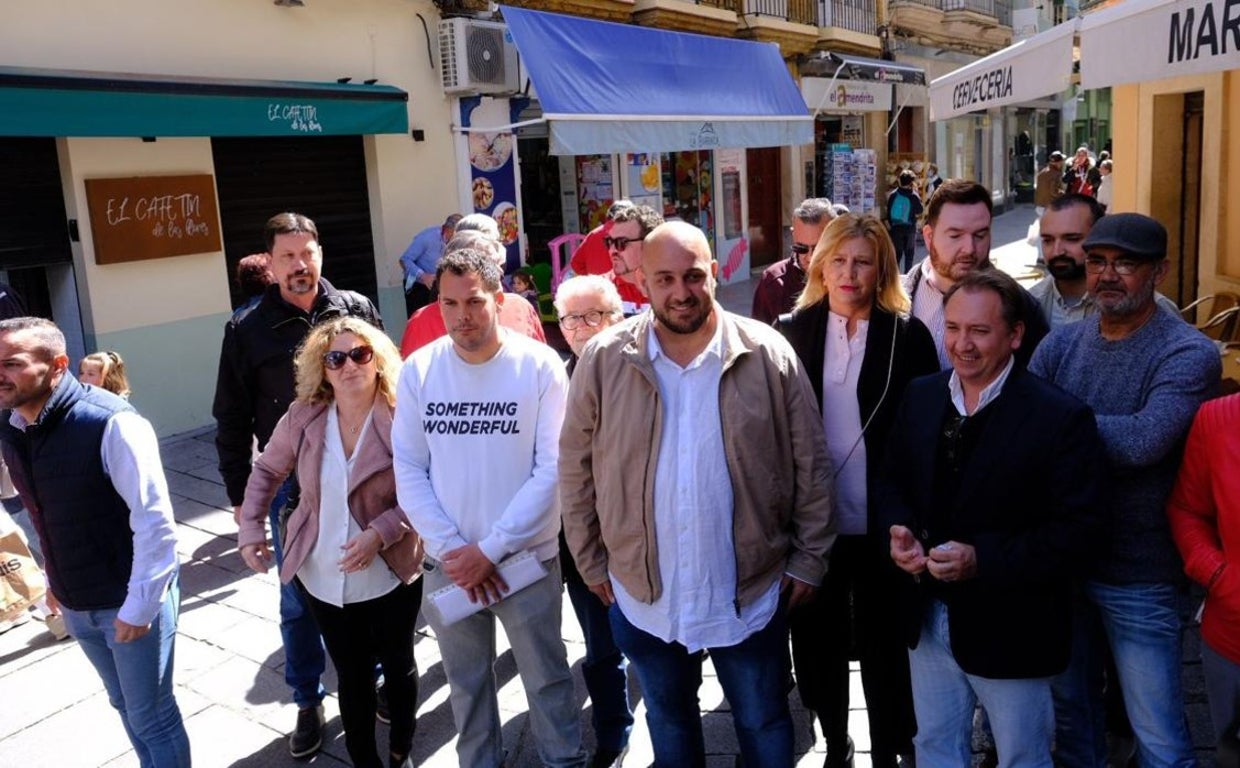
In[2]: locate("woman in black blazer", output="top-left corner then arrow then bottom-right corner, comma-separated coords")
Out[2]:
779,213 -> 939,768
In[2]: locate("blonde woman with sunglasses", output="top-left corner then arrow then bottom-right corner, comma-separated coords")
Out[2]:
238,316 -> 424,768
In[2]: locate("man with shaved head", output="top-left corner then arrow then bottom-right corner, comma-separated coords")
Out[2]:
560,221 -> 835,767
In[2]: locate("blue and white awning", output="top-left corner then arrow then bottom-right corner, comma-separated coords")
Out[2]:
499,5 -> 812,155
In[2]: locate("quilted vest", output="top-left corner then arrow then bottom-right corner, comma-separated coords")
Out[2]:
0,375 -> 135,611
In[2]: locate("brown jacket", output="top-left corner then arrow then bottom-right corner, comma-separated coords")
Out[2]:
559,310 -> 835,608
1035,164 -> 1064,207
238,395 -> 423,585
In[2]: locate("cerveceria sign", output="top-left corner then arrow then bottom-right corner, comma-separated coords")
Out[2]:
929,20 -> 1076,121
951,66 -> 1014,111
84,175 -> 222,265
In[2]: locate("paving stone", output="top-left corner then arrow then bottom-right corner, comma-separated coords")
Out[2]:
166,472 -> 233,511
0,690 -> 134,768
0,642 -> 104,737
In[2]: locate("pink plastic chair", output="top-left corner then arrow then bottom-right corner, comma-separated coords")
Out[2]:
548,233 -> 587,292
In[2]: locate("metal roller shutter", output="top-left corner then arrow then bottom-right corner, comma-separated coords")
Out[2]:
0,138 -> 71,270
212,135 -> 378,310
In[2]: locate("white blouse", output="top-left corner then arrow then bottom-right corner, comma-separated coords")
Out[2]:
821,311 -> 869,536
297,405 -> 400,607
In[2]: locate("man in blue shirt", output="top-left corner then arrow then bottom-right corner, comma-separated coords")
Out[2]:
398,213 -> 461,317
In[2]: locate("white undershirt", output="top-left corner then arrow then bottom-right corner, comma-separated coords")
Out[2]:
610,323 -> 779,652
821,312 -> 869,535
298,405 -> 398,607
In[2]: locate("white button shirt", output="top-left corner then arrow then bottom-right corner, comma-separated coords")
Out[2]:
611,323 -> 780,652
298,406 -> 399,607
821,312 -> 869,535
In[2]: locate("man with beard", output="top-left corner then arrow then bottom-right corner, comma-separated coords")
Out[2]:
393,248 -> 585,768
1029,213 -> 1219,768
560,221 -> 835,767
0,317 -> 190,767
1031,195 -> 1180,330
904,179 -> 1048,369
605,204 -> 663,316
213,212 -> 382,757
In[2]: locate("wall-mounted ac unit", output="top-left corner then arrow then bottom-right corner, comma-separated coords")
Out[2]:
439,18 -> 520,96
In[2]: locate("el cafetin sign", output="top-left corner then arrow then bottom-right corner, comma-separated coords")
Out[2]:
85,174 -> 222,265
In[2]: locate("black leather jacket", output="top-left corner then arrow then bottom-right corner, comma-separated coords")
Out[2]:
212,279 -> 381,505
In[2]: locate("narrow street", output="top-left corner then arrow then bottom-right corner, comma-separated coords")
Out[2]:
0,205 -> 1218,767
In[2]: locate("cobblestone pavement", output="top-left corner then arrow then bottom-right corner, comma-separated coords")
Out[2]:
0,205 -> 1218,767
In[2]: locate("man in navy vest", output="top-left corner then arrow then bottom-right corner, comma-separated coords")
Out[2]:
0,317 -> 189,767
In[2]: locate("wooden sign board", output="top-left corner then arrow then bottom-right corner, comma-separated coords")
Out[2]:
85,174 -> 222,265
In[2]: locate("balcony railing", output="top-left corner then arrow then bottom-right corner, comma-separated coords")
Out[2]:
740,0 -> 817,25
696,0 -> 743,11
941,0 -> 1012,24
816,0 -> 878,35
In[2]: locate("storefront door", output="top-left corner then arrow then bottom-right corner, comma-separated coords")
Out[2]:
746,147 -> 782,270
0,137 -> 72,319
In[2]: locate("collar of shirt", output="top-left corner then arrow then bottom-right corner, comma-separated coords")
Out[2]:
948,355 -> 1015,415
1050,279 -> 1092,310
646,317 -> 724,370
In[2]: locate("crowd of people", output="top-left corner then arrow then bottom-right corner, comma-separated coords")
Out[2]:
1,169 -> 1238,768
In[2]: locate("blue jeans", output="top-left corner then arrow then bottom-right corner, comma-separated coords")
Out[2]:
609,603 -> 794,768
61,576 -> 191,768
1085,581 -> 1195,768
908,601 -> 1053,768
268,478 -> 326,709
1050,592 -> 1108,768
562,539 -> 632,753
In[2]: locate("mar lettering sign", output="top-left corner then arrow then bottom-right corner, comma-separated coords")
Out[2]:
929,20 -> 1076,121
1081,0 -> 1240,89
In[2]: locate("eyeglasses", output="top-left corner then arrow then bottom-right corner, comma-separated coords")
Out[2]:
604,236 -> 641,251
323,345 -> 374,370
1083,256 -> 1145,276
559,310 -> 611,331
791,243 -> 813,256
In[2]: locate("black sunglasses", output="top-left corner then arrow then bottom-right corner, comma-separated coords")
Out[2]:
604,235 -> 641,251
323,345 -> 374,370
791,243 -> 813,256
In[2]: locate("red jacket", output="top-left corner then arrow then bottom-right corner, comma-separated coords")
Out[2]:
1168,392 -> 1240,664
399,293 -> 547,358
570,222 -> 613,276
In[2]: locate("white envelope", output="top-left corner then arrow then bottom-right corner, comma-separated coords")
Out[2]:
427,550 -> 550,626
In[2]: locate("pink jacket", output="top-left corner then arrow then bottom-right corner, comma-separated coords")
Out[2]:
238,395 -> 423,585
1168,393 -> 1240,664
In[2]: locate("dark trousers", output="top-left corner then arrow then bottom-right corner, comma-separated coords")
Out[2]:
404,282 -> 434,319
890,225 -> 917,273
560,535 -> 633,753
789,534 -> 916,768
299,578 -> 424,768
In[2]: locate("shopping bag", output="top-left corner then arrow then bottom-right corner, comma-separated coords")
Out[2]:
0,528 -> 47,623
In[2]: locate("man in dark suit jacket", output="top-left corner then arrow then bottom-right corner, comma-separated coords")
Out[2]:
878,269 -> 1107,768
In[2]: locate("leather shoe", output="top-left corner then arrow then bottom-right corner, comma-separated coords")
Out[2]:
289,705 -> 325,758
825,736 -> 855,768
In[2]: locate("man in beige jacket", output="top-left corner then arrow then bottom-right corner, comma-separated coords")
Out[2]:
559,221 -> 835,768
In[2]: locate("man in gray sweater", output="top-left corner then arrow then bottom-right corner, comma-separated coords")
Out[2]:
1029,212 -> 1219,767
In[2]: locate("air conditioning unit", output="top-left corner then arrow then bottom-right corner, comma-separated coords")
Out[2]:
439,18 -> 520,96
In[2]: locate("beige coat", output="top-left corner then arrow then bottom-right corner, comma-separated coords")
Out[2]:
238,395 -> 423,585
559,310 -> 835,608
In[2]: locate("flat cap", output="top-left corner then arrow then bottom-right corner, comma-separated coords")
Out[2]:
1082,212 -> 1167,260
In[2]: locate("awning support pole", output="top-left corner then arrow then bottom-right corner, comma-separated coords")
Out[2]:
452,118 -> 547,133
886,86 -> 913,136
811,62 -> 850,121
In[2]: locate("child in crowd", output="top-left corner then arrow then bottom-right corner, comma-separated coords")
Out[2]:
79,350 -> 132,399
511,268 -> 541,309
